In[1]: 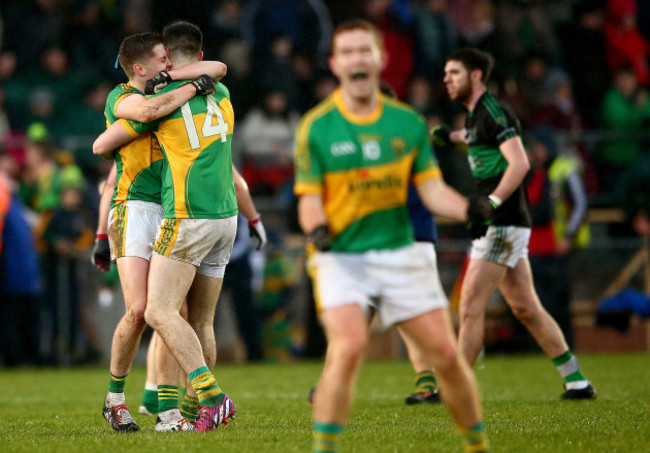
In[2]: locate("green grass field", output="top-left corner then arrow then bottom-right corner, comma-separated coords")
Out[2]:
1,353 -> 648,452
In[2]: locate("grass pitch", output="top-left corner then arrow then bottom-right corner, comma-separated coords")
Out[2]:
0,353 -> 648,452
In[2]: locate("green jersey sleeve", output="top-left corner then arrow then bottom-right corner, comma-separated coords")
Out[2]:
294,116 -> 323,195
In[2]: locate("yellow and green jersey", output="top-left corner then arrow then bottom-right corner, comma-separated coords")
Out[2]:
131,81 -> 237,219
104,83 -> 164,209
294,88 -> 441,253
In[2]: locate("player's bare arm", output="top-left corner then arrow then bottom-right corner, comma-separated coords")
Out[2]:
97,163 -> 117,235
491,136 -> 530,203
233,165 -> 267,250
93,122 -> 135,158
415,176 -> 469,223
233,166 -> 259,221
116,83 -> 197,123
298,194 -> 328,234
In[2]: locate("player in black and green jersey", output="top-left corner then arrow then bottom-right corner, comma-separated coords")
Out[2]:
437,47 -> 595,400
296,20 -> 490,453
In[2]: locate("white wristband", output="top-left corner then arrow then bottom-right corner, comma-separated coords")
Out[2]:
488,194 -> 503,208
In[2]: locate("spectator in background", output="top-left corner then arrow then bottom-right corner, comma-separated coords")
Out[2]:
533,69 -> 582,132
413,0 -> 458,80
0,150 -> 42,366
241,0 -> 332,67
206,0 -> 244,57
558,0 -> 610,128
526,128 -> 590,348
605,0 -> 650,86
40,176 -> 98,364
2,0 -> 64,69
364,0 -> 417,99
597,66 -> 650,194
239,88 -> 300,195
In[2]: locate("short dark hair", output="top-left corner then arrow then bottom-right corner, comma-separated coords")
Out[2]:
447,48 -> 494,84
163,21 -> 203,58
118,32 -> 164,78
330,18 -> 384,55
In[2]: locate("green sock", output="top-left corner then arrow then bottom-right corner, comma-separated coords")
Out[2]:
313,422 -> 343,452
141,384 -> 158,413
551,350 -> 587,384
414,370 -> 437,394
158,385 -> 179,413
180,394 -> 199,422
108,372 -> 128,393
188,367 -> 224,407
459,422 -> 489,453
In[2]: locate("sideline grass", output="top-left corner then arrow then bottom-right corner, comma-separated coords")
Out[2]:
0,353 -> 648,452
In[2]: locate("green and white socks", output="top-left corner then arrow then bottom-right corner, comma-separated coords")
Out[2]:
552,350 -> 590,390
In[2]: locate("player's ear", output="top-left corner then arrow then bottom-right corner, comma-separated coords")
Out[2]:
199,51 -> 203,62
471,69 -> 483,84
133,63 -> 144,77
328,55 -> 340,78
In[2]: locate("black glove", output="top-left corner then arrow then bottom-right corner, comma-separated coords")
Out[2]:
91,235 -> 111,272
191,74 -> 215,96
467,195 -> 497,241
248,216 -> 267,250
430,125 -> 452,147
307,225 -> 331,252
468,221 -> 490,240
145,70 -> 173,95
467,195 -> 496,224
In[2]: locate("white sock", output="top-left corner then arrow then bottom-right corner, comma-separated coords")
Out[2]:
105,392 -> 125,407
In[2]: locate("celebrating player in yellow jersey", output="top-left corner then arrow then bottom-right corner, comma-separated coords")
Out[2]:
294,20 -> 490,453
94,21 -> 242,432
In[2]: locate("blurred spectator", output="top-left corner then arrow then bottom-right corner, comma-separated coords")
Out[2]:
219,41 -> 256,119
616,151 -> 650,237
533,69 -> 582,132
406,76 -> 436,115
241,0 -> 332,65
0,151 -> 42,366
40,178 -> 97,364
496,1 -> 560,78
238,88 -> 300,195
206,0 -> 244,57
597,66 -> 650,193
557,0 -> 610,128
2,0 -> 64,69
62,0 -> 127,82
58,79 -> 112,180
526,128 -> 590,348
605,0 -> 650,86
364,0 -> 417,99
413,0 -> 458,80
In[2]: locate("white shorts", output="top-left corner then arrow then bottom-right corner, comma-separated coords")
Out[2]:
152,215 -> 237,278
470,225 -> 530,268
308,242 -> 449,328
108,200 -> 163,261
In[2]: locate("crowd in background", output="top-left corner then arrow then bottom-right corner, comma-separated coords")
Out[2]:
1,0 -> 650,366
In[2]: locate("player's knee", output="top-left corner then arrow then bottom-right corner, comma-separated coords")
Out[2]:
510,302 -> 538,324
432,344 -> 462,375
125,305 -> 146,326
331,335 -> 367,368
144,306 -> 163,330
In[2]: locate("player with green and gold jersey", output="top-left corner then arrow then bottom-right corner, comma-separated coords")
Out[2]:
295,19 -> 490,453
295,88 -> 441,253
94,21 -> 238,433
